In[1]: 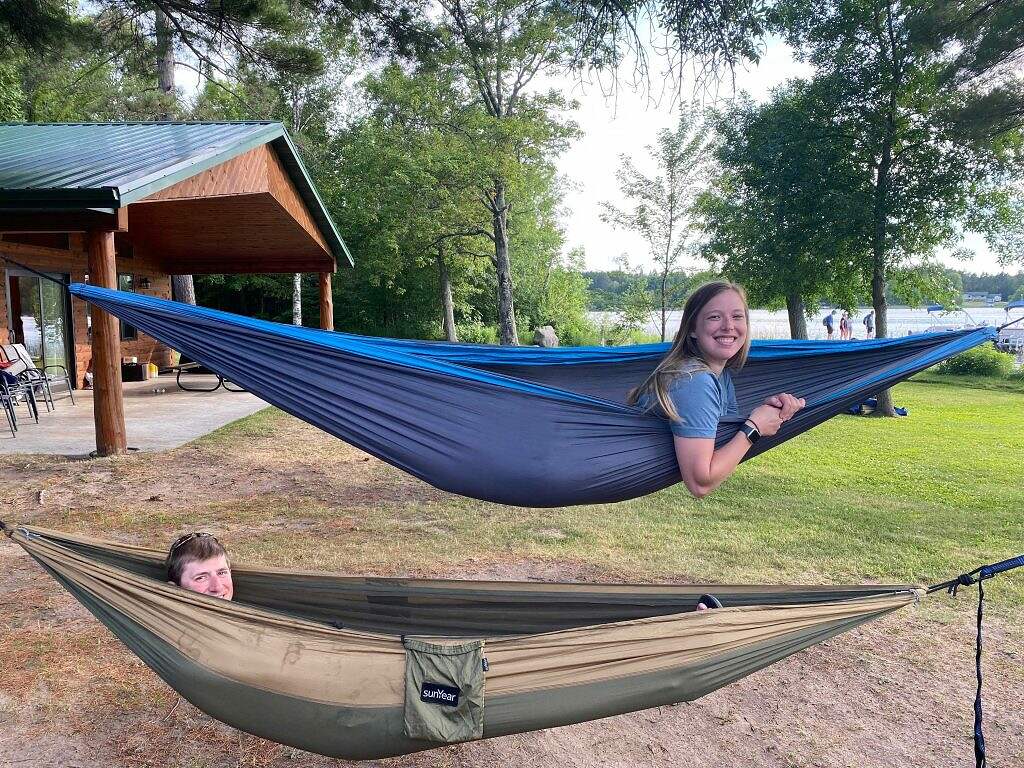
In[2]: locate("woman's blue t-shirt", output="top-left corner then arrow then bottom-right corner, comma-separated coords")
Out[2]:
640,369 -> 739,438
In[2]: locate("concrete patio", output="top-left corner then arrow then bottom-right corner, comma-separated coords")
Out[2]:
0,375 -> 268,456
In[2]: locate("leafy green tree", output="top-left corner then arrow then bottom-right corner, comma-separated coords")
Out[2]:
432,0 -> 580,344
0,60 -> 23,120
608,256 -> 654,342
504,166 -> 585,342
316,67 -> 497,339
773,0 -> 1024,412
601,109 -> 714,341
698,87 -> 867,338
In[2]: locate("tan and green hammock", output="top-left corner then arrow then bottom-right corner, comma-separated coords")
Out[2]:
5,524 -> 1017,762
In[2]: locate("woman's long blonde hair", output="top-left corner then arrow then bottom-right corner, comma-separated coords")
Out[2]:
627,281 -> 751,421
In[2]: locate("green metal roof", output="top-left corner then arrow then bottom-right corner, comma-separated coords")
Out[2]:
0,121 -> 352,266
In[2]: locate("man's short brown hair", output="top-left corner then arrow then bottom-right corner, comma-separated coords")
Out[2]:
166,533 -> 228,586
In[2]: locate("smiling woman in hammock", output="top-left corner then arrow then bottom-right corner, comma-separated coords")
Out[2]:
628,282 -> 806,498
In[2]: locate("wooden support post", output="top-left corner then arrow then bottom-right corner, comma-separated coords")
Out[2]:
86,230 -> 128,456
319,272 -> 334,331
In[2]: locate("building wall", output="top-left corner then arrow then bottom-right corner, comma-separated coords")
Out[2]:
0,236 -> 175,388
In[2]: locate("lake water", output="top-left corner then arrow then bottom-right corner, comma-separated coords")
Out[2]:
589,306 -> 1017,341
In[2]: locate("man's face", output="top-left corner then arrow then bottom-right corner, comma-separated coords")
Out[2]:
178,555 -> 233,600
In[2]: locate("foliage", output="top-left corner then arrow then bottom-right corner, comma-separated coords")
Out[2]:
533,248 -> 597,345
770,0 -> 1024,336
698,86 -> 867,337
885,262 -> 961,310
566,0 -> 768,80
455,321 -> 500,345
601,108 -> 714,341
0,60 -> 23,120
757,0 -> 1024,408
959,271 -> 1024,300
321,67 -> 490,338
6,0 -> 308,86
194,274 -> 305,325
429,0 -> 582,344
3,22 -> 177,122
935,345 -> 1016,378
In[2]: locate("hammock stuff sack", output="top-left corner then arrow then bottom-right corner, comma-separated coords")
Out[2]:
9,524 -> 928,760
69,284 -> 996,507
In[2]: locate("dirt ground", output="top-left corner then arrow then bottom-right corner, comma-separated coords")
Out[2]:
1,414 -> 1021,768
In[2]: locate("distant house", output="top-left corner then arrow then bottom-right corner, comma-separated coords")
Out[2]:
963,291 -> 1001,304
0,121 -> 353,456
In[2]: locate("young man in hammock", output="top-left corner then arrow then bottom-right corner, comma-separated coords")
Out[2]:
629,281 -> 806,500
166,532 -> 234,600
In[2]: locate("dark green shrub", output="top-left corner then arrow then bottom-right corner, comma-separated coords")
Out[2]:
456,321 -> 499,345
935,345 -> 1015,377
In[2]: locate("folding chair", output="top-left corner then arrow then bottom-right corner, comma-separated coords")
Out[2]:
1,343 -> 75,408
0,370 -> 39,435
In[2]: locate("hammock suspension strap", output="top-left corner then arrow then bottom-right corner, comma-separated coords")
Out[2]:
0,256 -> 70,288
929,555 -> 1024,768
997,315 -> 1023,331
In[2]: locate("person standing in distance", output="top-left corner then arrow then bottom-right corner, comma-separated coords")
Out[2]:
823,309 -> 837,339
863,310 -> 875,339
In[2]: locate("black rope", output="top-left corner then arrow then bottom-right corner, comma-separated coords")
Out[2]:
0,256 -> 71,289
973,578 -> 986,768
927,555 -> 1024,768
996,314 -> 1023,332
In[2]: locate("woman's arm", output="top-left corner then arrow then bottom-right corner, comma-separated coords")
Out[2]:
673,400 -> 792,498
673,432 -> 752,498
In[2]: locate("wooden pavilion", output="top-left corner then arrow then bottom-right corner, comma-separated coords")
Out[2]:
0,121 -> 353,456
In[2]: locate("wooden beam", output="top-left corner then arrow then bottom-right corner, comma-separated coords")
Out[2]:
319,272 -> 334,331
0,240 -> 84,262
158,259 -> 336,275
0,208 -> 126,233
86,230 -> 128,456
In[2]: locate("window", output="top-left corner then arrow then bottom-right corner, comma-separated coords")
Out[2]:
118,274 -> 138,341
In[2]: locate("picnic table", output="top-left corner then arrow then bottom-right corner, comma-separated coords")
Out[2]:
169,362 -> 247,392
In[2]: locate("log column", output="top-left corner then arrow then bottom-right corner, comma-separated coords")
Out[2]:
319,272 -> 334,331
86,230 -> 127,455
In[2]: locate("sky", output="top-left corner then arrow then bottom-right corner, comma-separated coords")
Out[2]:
552,40 -> 1005,275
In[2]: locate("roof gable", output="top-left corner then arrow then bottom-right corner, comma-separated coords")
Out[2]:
0,122 -> 351,266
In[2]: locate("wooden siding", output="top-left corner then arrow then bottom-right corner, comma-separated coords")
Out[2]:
0,237 -> 175,388
263,146 -> 330,252
126,192 -> 334,274
141,143 -> 331,256
142,145 -> 268,202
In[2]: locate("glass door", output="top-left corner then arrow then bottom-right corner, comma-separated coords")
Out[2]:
6,271 -> 72,373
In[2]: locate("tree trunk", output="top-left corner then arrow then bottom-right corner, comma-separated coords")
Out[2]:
155,9 -> 176,120
492,179 -> 518,345
871,116 -> 896,416
156,15 -> 197,307
660,271 -> 668,342
436,244 -> 457,342
171,275 -> 196,306
292,273 -> 302,325
785,294 -> 808,339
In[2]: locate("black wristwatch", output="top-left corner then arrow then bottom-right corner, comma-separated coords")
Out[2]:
739,420 -> 761,444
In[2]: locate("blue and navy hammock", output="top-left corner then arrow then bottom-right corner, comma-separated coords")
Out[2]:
71,284 -> 995,507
